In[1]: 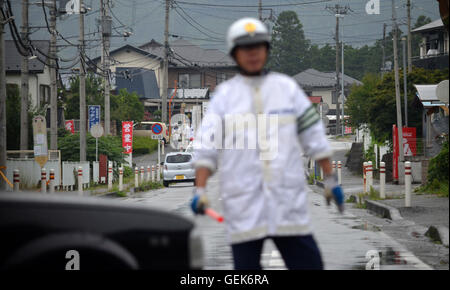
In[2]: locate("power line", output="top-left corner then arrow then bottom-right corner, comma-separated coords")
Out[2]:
176,0 -> 332,8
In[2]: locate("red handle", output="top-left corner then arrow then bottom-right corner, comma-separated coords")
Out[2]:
205,208 -> 224,223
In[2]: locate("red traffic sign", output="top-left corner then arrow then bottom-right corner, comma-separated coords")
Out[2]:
151,123 -> 163,135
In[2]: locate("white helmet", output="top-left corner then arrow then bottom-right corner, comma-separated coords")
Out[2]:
226,17 -> 270,55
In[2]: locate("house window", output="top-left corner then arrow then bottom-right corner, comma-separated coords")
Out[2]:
332,90 -> 337,104
39,85 -> 50,105
178,73 -> 201,88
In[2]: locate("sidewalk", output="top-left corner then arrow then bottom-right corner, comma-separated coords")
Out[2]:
328,140 -> 449,248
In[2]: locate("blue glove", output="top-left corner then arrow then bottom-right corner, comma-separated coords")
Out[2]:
323,174 -> 345,213
191,188 -> 209,215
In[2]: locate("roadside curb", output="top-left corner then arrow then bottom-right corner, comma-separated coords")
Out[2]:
364,199 -> 404,221
425,225 -> 450,247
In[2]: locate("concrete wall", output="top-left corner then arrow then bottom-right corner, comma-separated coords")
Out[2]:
5,159 -> 60,189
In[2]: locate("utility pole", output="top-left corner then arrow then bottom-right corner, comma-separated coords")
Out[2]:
162,0 -> 170,124
392,0 -> 404,166
1,0 -> 8,190
50,0 -> 58,150
402,37 -> 408,127
79,0 -> 86,161
258,0 -> 262,20
341,16 -> 345,136
381,23 -> 386,76
101,0 -> 111,135
327,4 -> 349,136
20,0 -> 29,152
407,0 -> 412,73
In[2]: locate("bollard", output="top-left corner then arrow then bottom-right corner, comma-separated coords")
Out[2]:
151,165 -> 155,182
13,169 -> 20,192
147,166 -> 151,182
380,162 -> 386,199
135,167 -> 139,187
337,161 -> 342,185
49,169 -> 55,193
405,161 -> 412,207
140,166 -> 145,184
41,168 -> 47,193
161,140 -> 165,155
320,167 -> 323,180
108,162 -> 113,190
367,161 -> 373,190
332,161 -> 336,174
363,162 -> 367,192
156,164 -> 161,182
77,167 -> 83,196
119,167 -> 123,191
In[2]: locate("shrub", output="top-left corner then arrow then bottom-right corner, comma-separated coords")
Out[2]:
427,138 -> 449,184
59,133 -> 125,164
132,136 -> 159,156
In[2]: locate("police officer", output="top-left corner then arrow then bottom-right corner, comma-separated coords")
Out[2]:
191,18 -> 344,270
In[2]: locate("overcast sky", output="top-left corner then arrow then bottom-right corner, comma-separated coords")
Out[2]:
7,0 -> 441,64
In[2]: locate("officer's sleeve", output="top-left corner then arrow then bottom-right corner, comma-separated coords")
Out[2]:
192,90 -> 224,174
293,84 -> 333,160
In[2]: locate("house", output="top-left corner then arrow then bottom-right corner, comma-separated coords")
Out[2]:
5,40 -> 51,109
139,39 -> 238,92
411,19 -> 449,70
91,40 -> 238,121
292,68 -> 362,134
292,68 -> 362,111
91,44 -> 164,98
139,39 -> 238,119
413,84 -> 449,158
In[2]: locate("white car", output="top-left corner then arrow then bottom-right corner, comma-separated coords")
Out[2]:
162,152 -> 195,187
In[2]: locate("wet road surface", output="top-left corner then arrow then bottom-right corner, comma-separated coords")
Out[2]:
124,172 -> 432,270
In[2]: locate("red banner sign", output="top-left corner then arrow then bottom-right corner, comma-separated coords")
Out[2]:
122,121 -> 133,154
393,125 -> 417,180
65,120 -> 75,134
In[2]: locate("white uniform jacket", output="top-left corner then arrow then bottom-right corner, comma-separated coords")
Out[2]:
193,72 -> 333,244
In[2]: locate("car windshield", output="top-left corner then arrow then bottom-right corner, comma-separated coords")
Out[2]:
166,154 -> 192,163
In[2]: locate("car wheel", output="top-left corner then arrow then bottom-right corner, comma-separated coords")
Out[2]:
163,181 -> 169,187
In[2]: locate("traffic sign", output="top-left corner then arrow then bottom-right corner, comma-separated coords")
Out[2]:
151,123 -> 163,135
90,124 -> 104,138
152,135 -> 163,140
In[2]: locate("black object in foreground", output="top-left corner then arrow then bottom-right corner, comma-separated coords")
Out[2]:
0,192 -> 203,270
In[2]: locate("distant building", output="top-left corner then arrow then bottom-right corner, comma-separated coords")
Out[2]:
292,68 -> 362,111
91,40 -> 238,123
139,39 -> 238,92
4,40 -> 51,109
412,19 -> 449,70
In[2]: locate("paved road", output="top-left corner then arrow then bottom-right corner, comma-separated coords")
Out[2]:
123,142 -> 434,269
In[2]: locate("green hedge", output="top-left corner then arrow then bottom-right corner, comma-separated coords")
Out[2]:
132,136 -> 159,156
428,138 -> 449,183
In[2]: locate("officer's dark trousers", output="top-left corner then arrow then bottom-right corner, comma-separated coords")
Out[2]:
231,235 -> 324,270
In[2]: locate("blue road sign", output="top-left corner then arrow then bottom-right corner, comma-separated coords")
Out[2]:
152,123 -> 163,135
88,105 -> 101,131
